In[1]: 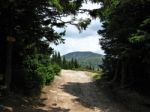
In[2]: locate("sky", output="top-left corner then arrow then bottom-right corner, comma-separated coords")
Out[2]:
51,2 -> 104,55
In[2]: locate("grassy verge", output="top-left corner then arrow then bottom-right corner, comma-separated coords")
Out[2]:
71,68 -> 103,80
82,70 -> 103,80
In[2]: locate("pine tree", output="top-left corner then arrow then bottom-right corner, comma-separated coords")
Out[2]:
62,57 -> 67,69
97,0 -> 150,89
74,59 -> 79,68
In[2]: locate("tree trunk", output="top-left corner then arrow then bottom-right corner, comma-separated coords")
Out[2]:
5,43 -> 13,92
120,60 -> 127,88
110,60 -> 120,83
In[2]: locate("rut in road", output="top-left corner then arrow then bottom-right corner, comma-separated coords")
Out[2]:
39,70 -> 128,112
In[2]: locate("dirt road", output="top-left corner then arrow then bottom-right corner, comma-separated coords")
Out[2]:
1,70 -> 128,112
38,70 -> 127,112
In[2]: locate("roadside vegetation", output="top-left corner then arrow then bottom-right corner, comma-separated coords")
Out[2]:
0,0 -> 99,96
98,0 -> 150,94
85,70 -> 102,80
12,54 -> 61,95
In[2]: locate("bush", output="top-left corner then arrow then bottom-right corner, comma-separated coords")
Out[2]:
52,63 -> 61,75
45,65 -> 55,84
22,55 -> 46,90
14,54 -> 61,94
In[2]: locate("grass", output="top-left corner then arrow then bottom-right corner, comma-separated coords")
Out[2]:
65,68 -> 103,80
84,70 -> 102,80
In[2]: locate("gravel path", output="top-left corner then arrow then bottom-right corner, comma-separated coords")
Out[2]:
39,70 -> 128,112
1,70 -> 129,112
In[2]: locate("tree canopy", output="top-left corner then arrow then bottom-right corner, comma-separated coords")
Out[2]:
97,0 -> 150,92
0,0 -> 101,94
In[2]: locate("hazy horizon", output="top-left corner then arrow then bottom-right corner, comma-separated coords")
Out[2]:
58,50 -> 104,56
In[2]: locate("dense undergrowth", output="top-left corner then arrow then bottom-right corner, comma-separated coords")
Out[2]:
11,54 -> 61,95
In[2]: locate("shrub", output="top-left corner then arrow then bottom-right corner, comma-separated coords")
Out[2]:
22,55 -> 46,90
16,54 -> 61,94
45,65 -> 55,84
52,63 -> 61,75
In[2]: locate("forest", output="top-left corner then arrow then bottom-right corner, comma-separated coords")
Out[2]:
98,0 -> 150,94
0,0 -> 98,95
0,0 -> 150,106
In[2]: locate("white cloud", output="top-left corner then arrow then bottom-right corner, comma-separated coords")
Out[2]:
51,34 -> 104,55
62,18 -> 102,38
81,2 -> 101,10
51,2 -> 104,55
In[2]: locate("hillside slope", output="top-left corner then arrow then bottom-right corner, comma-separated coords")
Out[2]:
63,51 -> 103,69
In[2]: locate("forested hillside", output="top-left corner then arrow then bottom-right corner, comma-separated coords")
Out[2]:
63,51 -> 103,70
51,51 -> 80,70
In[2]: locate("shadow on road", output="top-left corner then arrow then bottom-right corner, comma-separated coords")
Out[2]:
0,94 -> 70,112
61,81 -> 127,112
49,107 -> 70,112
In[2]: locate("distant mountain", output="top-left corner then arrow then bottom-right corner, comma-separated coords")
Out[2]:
63,51 -> 104,69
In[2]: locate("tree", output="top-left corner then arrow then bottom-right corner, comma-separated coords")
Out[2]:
74,59 -> 80,68
0,0 -> 100,93
97,0 -> 150,90
62,57 -> 67,69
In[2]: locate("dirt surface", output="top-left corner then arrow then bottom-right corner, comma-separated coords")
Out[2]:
39,70 -> 128,112
1,70 -> 129,112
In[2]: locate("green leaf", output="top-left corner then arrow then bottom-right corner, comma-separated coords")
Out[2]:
49,0 -> 63,11
129,35 -> 145,43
